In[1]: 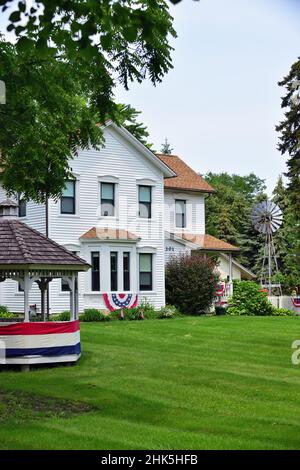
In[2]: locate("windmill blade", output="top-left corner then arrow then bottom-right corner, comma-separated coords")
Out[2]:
251,200 -> 282,234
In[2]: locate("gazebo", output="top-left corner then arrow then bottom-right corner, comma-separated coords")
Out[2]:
0,199 -> 90,367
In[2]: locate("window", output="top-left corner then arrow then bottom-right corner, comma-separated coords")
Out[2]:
139,254 -> 153,291
18,197 -> 26,218
110,252 -> 118,291
175,199 -> 186,228
91,252 -> 100,291
123,252 -> 130,291
138,185 -> 152,218
62,252 -> 77,291
101,182 -> 115,216
61,180 -> 76,214
18,282 -> 24,292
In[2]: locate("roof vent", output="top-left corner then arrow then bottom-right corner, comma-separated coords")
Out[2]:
0,199 -> 18,219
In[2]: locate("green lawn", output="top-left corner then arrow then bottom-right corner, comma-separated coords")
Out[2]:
1,316 -> 300,450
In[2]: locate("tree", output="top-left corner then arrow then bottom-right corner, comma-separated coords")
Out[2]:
204,172 -> 267,271
271,175 -> 300,292
1,1 -> 175,92
0,0 -> 176,201
116,103 -> 153,149
0,40 -> 103,202
276,59 -> 300,218
160,138 -> 173,154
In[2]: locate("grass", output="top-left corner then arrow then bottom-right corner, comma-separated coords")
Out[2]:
1,316 -> 300,449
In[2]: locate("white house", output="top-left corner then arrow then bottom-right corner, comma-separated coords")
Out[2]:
0,122 -> 254,314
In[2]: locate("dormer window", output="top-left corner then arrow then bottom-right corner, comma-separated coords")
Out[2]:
101,182 -> 115,217
175,199 -> 186,228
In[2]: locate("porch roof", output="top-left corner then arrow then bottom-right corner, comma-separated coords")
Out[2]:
80,227 -> 140,242
168,232 -> 240,252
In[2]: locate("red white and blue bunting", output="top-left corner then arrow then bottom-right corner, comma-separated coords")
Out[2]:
215,282 -> 226,296
291,297 -> 300,308
0,320 -> 80,359
103,293 -> 138,311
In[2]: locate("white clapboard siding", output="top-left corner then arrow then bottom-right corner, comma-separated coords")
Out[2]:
164,239 -> 191,264
164,189 -> 205,235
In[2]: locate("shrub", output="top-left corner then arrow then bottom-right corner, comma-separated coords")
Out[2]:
158,304 -> 181,319
0,310 -> 15,319
0,305 -> 12,317
165,253 -> 218,315
80,308 -> 110,322
227,281 -> 274,316
271,307 -> 295,316
50,310 -> 71,321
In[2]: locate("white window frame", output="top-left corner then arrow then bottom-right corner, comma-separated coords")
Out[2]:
98,175 -> 119,220
137,246 -> 157,293
136,178 -> 157,221
59,174 -> 80,217
171,193 -> 192,232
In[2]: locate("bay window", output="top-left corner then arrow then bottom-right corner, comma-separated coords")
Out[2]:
91,252 -> 100,291
123,252 -> 130,291
110,251 -> 118,291
139,253 -> 153,291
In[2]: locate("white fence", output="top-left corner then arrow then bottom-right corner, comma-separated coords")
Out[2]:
268,296 -> 300,314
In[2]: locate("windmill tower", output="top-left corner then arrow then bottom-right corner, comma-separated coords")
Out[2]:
251,200 -> 283,296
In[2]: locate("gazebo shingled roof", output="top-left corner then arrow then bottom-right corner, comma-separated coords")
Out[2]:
0,218 -> 89,268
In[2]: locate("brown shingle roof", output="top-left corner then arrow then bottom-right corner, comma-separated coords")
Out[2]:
173,232 -> 239,252
80,227 -> 140,241
156,154 -> 215,193
0,219 -> 90,269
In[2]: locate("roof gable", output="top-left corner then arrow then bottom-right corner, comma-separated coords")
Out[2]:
104,122 -> 176,178
156,154 -> 215,193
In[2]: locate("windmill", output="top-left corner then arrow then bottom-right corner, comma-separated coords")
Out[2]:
251,200 -> 283,296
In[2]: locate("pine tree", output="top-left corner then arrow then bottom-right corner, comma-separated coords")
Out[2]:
276,59 -> 300,219
272,176 -> 300,292
116,104 -> 153,149
160,138 -> 173,154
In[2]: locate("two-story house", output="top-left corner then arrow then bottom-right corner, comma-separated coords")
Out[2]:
0,121 -> 254,314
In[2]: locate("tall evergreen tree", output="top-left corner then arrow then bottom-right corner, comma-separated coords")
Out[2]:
276,59 -> 300,218
116,104 -> 153,149
272,176 -> 300,292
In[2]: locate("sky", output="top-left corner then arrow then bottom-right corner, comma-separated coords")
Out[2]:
115,0 -> 300,194
0,0 -> 299,194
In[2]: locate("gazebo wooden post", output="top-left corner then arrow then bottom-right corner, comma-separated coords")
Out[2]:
70,273 -> 76,321
75,274 -> 79,320
37,278 -> 51,322
23,271 -> 30,322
